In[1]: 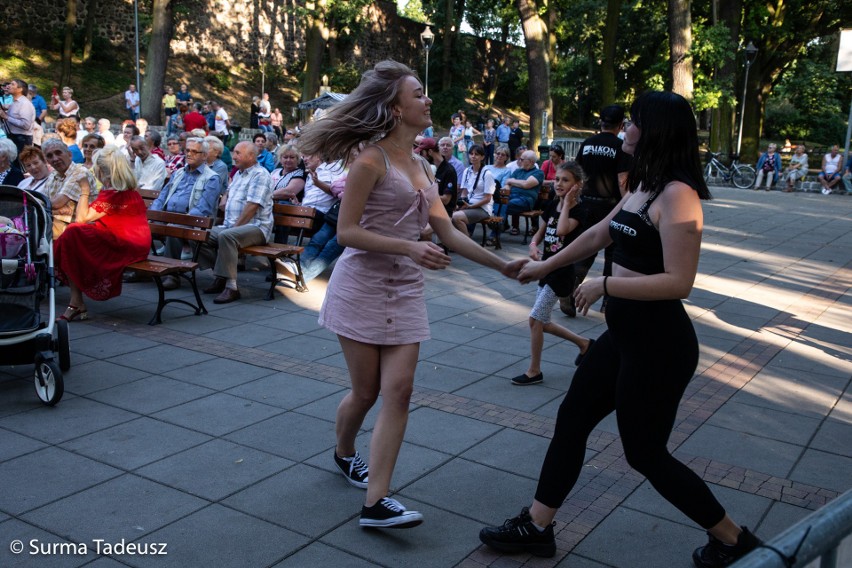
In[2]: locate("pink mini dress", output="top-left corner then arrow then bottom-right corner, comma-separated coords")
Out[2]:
319,147 -> 438,345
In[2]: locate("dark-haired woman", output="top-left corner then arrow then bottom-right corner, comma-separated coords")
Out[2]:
480,91 -> 760,567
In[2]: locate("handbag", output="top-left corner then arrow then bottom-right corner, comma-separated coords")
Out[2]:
324,199 -> 341,226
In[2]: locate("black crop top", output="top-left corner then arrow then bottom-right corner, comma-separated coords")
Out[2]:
609,191 -> 665,274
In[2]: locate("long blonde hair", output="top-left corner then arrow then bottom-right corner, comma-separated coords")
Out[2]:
297,60 -> 418,163
94,145 -> 137,191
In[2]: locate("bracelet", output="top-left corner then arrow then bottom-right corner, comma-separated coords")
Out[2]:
603,276 -> 609,296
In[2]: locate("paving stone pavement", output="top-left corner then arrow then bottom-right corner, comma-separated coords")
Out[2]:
1,187 -> 850,567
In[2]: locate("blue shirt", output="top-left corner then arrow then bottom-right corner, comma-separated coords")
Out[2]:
69,144 -> 84,164
257,149 -> 275,172
31,95 -> 48,119
496,123 -> 511,143
150,165 -> 220,217
176,90 -> 192,103
508,167 -> 544,207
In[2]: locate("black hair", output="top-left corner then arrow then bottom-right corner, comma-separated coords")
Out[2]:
627,91 -> 711,200
467,143 -> 485,156
549,145 -> 565,158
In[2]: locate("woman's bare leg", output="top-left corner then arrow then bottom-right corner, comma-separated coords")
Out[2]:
364,342 -> 419,506
335,336 -> 381,457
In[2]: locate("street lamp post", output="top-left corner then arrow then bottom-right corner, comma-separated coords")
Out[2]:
134,0 -> 141,115
736,41 -> 759,157
420,26 -> 435,97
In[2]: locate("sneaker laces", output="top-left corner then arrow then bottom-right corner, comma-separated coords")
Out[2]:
501,507 -> 532,530
380,497 -> 406,513
349,453 -> 368,477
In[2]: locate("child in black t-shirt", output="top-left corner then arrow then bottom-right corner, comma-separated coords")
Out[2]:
512,162 -> 594,386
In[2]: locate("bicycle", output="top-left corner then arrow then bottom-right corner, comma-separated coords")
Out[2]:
703,152 -> 756,189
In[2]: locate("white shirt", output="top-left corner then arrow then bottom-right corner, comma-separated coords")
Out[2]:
301,161 -> 344,213
134,154 -> 167,191
215,108 -> 229,135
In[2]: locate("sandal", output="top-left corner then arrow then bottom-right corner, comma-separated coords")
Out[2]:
509,228 -> 520,236
59,305 -> 89,322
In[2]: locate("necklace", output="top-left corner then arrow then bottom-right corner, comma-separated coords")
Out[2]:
386,138 -> 417,161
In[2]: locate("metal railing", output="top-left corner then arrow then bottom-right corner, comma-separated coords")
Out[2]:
734,489 -> 852,568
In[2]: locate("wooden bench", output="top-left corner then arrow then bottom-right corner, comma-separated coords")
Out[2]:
239,204 -> 315,299
125,210 -> 214,325
138,188 -> 161,208
475,188 -> 510,250
517,188 -> 551,244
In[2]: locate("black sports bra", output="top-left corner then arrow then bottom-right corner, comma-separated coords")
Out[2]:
609,191 -> 665,275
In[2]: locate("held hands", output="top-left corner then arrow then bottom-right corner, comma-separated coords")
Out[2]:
517,260 -> 548,284
574,276 -> 605,316
501,258 -> 529,279
408,241 -> 451,270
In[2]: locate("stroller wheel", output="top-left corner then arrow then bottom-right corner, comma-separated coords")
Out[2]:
34,358 -> 64,406
56,319 -> 71,372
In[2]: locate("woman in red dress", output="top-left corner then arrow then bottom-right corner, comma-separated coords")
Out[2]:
54,145 -> 151,320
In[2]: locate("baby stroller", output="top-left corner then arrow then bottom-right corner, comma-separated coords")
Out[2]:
0,185 -> 69,406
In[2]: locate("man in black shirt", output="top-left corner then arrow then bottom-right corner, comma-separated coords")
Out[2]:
508,119 -> 524,162
416,137 -> 458,240
562,105 -> 631,316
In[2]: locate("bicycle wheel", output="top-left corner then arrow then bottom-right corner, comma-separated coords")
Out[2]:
703,163 -> 716,185
732,165 -> 756,189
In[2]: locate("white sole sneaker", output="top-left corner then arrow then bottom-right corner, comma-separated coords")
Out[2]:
360,497 -> 424,529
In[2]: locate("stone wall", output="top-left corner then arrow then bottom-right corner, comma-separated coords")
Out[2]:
0,0 -> 428,71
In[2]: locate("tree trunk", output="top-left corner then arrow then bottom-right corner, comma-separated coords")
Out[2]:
486,21 -> 510,109
709,0 -> 741,156
441,0 -> 455,90
82,0 -> 97,63
301,0 -> 328,102
141,0 -> 174,124
668,0 -> 693,100
600,0 -> 622,106
60,0 -> 77,87
516,0 -> 550,151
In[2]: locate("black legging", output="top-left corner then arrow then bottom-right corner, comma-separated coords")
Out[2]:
534,296 -> 726,529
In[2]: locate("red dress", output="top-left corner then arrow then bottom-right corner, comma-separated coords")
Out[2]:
54,189 -> 151,301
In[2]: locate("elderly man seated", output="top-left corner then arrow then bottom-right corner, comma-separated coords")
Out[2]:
41,138 -> 98,238
503,149 -> 544,235
149,136 -> 222,290
129,136 -> 167,191
200,141 -> 273,304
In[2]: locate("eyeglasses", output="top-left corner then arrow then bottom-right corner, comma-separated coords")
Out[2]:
167,141 -> 179,146
185,149 -> 204,155
82,144 -> 99,150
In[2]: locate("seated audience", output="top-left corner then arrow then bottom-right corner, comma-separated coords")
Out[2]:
149,136 -> 221,290
504,150 -> 545,234
0,139 -> 24,186
54,145 -> 151,320
129,136 -> 167,191
204,135 -> 230,195
17,146 -> 51,192
754,143 -> 781,191
783,145 -> 808,192
199,141 -> 273,304
40,139 -> 98,238
254,132 -> 276,172
819,145 -> 842,195
55,117 -> 84,164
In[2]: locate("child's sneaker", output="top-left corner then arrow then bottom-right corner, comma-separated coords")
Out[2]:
692,527 -> 761,567
479,507 -> 556,558
333,450 -> 369,489
360,497 -> 423,528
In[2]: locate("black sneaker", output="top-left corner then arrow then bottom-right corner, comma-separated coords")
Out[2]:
512,372 -> 543,386
479,507 -> 556,558
693,527 -> 761,568
333,450 -> 369,489
360,497 -> 424,529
